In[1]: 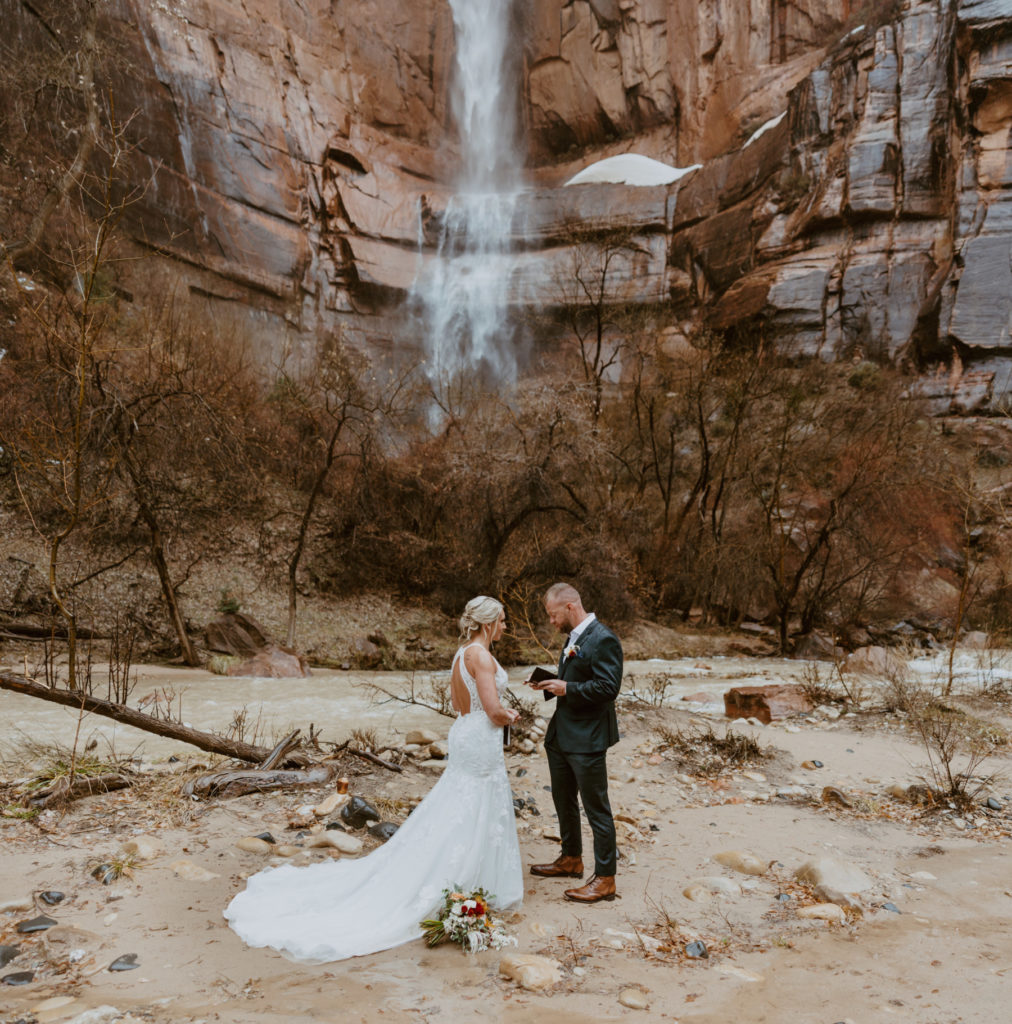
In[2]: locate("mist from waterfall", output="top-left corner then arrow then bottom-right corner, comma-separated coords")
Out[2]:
412,0 -> 521,389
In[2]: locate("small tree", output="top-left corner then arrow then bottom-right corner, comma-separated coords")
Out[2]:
266,339 -> 409,648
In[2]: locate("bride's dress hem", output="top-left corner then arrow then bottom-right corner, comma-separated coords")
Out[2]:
223,645 -> 523,964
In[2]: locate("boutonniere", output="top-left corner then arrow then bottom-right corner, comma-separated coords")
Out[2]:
564,642 -> 581,660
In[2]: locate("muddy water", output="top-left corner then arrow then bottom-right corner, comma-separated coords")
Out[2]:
1,649 -> 1008,761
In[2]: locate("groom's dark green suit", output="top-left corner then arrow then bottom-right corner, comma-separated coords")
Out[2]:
542,617 -> 623,877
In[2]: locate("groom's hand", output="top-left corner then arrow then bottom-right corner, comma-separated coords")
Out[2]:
530,678 -> 567,696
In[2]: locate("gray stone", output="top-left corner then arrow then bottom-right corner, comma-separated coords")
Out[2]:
795,856 -> 873,897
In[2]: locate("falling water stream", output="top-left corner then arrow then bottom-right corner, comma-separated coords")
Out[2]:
412,0 -> 521,386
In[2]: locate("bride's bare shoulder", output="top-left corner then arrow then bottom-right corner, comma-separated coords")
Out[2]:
462,644 -> 494,673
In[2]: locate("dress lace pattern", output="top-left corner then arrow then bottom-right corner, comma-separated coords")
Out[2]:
223,644 -> 523,963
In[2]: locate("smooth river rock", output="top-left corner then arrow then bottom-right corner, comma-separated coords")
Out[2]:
499,953 -> 563,991
714,850 -> 767,876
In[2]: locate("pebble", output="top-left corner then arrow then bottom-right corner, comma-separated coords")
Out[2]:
405,729 -> 438,746
684,940 -> 709,959
683,876 -> 742,901
775,785 -> 808,798
797,902 -> 846,923
795,856 -> 872,895
313,792 -> 350,817
308,831 -> 363,855
740,771 -> 767,783
714,850 -> 766,876
418,760 -> 447,771
541,827 -> 561,841
0,945 -> 19,967
255,831 -> 276,844
367,821 -> 399,841
518,739 -> 535,754
108,954 -> 140,971
428,740 -> 448,759
273,845 -> 301,857
341,797 -> 381,829
618,987 -> 650,1009
499,953 -> 562,990
2,969 -> 34,985
236,837 -> 273,854
168,859 -> 219,881
38,891 -> 65,906
16,914 -> 57,933
986,797 -> 1003,811
880,902 -> 901,914
821,786 -> 853,808
91,864 -> 118,885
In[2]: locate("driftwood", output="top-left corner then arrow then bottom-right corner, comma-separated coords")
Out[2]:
348,747 -> 402,773
27,771 -> 133,809
182,762 -> 339,799
258,729 -> 303,770
0,671 -> 274,763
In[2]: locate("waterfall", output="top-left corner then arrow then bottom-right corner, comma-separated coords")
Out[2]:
412,0 -> 520,388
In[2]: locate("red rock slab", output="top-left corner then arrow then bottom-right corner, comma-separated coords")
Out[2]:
723,684 -> 812,724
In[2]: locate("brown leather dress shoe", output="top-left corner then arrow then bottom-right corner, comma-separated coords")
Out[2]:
529,854 -> 584,878
564,874 -> 617,903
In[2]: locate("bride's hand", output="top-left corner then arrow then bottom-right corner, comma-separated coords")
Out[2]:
506,709 -> 520,724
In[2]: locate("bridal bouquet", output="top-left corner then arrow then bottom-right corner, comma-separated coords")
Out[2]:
420,886 -> 518,953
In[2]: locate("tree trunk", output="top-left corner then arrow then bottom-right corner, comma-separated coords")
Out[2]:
0,672 -> 273,763
145,518 -> 200,667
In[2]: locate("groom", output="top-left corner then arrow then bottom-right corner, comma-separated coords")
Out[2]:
528,582 -> 623,903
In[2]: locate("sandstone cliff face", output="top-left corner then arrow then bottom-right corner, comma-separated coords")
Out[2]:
523,0 -> 846,162
7,1 -> 1012,407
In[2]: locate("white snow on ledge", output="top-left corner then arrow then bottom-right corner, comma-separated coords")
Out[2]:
743,111 -> 787,150
563,154 -> 702,187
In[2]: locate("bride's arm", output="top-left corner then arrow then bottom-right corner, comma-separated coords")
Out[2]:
468,648 -> 519,727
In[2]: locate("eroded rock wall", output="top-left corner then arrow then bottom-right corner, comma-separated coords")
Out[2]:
6,1 -> 1012,407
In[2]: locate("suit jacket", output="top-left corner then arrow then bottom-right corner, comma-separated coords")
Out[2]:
543,618 -> 623,752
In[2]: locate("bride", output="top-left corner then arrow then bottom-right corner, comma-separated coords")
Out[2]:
224,596 -> 523,962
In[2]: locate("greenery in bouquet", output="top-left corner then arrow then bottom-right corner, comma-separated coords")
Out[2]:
420,885 -> 518,953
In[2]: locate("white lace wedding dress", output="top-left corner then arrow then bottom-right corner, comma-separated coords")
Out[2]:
223,644 -> 523,962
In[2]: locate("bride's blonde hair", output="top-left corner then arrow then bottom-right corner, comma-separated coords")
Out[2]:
458,595 -> 504,643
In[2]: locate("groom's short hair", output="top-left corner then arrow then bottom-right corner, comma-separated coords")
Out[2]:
545,582 -> 581,606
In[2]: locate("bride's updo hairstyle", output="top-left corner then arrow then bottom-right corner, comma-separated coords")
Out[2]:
458,595 -> 504,643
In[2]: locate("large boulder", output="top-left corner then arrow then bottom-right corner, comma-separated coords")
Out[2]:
724,684 -> 813,724
227,644 -> 311,679
204,613 -> 270,657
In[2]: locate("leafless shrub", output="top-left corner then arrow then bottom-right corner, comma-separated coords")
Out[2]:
654,723 -> 771,777
624,672 -> 679,707
800,661 -> 866,708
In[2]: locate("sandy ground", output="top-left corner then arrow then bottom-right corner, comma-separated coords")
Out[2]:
2,655 -> 1011,1024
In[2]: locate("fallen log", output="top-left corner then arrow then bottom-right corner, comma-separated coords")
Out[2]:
182,763 -> 339,799
0,621 -> 103,641
0,671 -> 272,764
27,771 -> 133,809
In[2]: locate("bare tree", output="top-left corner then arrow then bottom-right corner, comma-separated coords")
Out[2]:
266,339 -> 409,648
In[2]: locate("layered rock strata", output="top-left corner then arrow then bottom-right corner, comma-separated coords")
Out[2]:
6,2 -> 1012,409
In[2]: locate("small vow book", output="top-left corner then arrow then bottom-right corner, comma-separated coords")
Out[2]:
528,666 -> 556,683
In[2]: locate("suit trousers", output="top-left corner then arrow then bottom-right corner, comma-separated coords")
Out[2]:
545,741 -> 617,877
